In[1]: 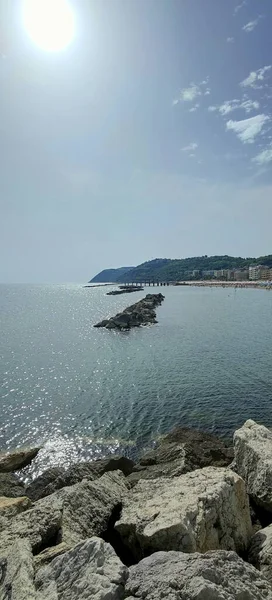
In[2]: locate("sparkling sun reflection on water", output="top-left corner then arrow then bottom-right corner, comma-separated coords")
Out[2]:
1,283 -> 272,478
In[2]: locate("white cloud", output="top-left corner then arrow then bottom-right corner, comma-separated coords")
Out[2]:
182,142 -> 198,153
189,103 -> 200,112
226,114 -> 269,144
227,37 -> 234,43
180,84 -> 201,102
208,99 -> 259,116
242,17 -> 260,33
174,78 -> 210,105
218,100 -> 240,116
253,146 -> 272,165
240,65 -> 271,88
241,99 -> 260,113
234,1 -> 247,15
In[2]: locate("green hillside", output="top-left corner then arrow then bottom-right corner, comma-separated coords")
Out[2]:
89,266 -> 134,283
117,255 -> 272,283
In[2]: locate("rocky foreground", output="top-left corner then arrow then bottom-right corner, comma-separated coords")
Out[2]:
2,420 -> 272,598
94,292 -> 165,329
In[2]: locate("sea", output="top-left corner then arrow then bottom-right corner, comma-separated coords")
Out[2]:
0,283 -> 272,480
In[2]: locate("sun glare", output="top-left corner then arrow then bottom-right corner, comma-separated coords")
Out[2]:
22,0 -> 75,52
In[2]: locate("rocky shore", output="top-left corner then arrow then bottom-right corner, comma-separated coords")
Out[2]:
94,293 -> 165,329
1,420 -> 272,597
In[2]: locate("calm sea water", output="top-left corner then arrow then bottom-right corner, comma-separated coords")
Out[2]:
0,283 -> 272,478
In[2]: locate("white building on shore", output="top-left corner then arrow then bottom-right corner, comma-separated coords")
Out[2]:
249,265 -> 272,280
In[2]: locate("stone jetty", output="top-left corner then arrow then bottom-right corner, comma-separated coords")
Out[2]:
94,293 -> 165,329
106,286 -> 144,296
2,420 -> 272,598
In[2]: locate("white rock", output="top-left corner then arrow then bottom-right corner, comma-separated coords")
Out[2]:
126,550 -> 272,600
249,524 -> 272,585
0,471 -> 127,556
234,419 -> 272,511
35,537 -> 128,600
115,467 -> 252,561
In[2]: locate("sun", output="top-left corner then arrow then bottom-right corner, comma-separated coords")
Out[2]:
22,0 -> 75,52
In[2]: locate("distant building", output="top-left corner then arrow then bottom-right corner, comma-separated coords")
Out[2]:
214,269 -> 228,279
227,270 -> 235,281
203,270 -> 214,278
249,265 -> 271,280
233,270 -> 249,281
260,267 -> 272,280
249,266 -> 260,280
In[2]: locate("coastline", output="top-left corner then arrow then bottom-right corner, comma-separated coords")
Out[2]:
176,280 -> 272,290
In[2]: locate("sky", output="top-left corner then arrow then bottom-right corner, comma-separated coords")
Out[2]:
1,0 -> 272,283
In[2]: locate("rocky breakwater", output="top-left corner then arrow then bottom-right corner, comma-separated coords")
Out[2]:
94,293 -> 165,330
2,422 -> 272,598
106,286 -> 144,296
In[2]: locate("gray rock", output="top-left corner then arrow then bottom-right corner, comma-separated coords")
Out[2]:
0,472 -> 26,498
249,524 -> 272,585
115,467 -> 252,562
33,543 -> 72,573
111,314 -> 132,328
26,456 -> 134,501
0,447 -> 40,472
125,550 -> 272,600
234,419 -> 272,512
0,539 -> 36,600
35,537 -> 128,600
0,495 -> 63,557
0,496 -> 32,533
0,471 -> 128,556
128,427 -> 233,486
57,470 -> 128,547
25,467 -> 64,501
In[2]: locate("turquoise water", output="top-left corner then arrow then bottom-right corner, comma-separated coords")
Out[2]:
0,283 -> 272,476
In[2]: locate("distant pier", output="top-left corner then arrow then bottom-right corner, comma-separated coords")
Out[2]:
120,281 -> 171,287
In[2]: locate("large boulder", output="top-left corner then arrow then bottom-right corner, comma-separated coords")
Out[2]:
0,537 -> 128,600
125,550 -> 272,600
0,472 -> 26,498
128,427 -> 233,486
35,537 -> 128,599
0,495 -> 63,558
234,419 -> 272,512
249,524 -> 272,585
0,539 -> 36,600
0,471 -> 128,557
26,455 -> 134,501
0,447 -> 40,472
115,467 -> 252,562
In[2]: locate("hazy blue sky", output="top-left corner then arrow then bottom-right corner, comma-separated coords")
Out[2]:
1,0 -> 272,282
